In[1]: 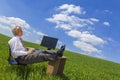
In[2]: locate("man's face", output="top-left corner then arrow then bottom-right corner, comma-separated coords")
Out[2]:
17,28 -> 23,37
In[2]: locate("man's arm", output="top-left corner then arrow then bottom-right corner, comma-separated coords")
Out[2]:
8,37 -> 28,58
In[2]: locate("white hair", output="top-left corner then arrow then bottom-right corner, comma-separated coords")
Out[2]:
12,26 -> 22,36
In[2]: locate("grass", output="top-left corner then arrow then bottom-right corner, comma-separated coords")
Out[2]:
0,33 -> 120,80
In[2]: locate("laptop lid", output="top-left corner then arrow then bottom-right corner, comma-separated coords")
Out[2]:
40,36 -> 58,50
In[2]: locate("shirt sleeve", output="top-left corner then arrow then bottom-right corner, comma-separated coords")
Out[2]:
8,37 -> 28,58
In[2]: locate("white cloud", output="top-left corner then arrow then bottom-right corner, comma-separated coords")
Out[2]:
0,16 -> 46,44
67,30 -> 105,54
73,41 -> 101,54
47,14 -> 67,22
0,24 -> 11,31
57,40 -> 64,48
94,53 -> 105,59
90,18 -> 99,22
0,16 -> 30,29
35,39 -> 41,44
47,13 -> 94,30
103,10 -> 112,14
67,30 -> 105,46
80,31 -> 105,45
103,22 -> 110,26
47,4 -> 95,31
58,4 -> 83,14
47,4 -> 106,57
67,30 -> 81,38
57,24 -> 72,30
33,30 -> 46,36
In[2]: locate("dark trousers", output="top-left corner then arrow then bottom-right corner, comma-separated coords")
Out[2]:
16,50 -> 58,64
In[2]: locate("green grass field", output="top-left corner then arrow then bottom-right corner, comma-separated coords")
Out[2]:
0,33 -> 120,80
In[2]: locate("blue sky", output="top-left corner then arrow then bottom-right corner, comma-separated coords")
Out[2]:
0,0 -> 120,63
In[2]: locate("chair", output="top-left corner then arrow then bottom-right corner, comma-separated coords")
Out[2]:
7,45 -> 28,78
7,46 -> 18,65
7,45 -> 27,65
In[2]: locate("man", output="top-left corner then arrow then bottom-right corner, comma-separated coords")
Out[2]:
8,26 -> 65,64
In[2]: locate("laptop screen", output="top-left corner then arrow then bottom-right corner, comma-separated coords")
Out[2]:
40,36 -> 58,50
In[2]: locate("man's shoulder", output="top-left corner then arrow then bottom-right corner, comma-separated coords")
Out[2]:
8,36 -> 18,43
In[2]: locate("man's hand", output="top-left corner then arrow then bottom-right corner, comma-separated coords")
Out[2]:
27,47 -> 35,54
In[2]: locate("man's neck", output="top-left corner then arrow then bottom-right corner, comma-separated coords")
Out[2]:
15,35 -> 22,38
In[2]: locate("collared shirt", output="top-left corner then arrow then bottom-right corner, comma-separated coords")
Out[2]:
8,36 -> 28,58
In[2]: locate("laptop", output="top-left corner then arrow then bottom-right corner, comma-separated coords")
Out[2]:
40,36 -> 58,50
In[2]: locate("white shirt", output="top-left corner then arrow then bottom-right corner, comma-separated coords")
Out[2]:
8,36 -> 28,58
